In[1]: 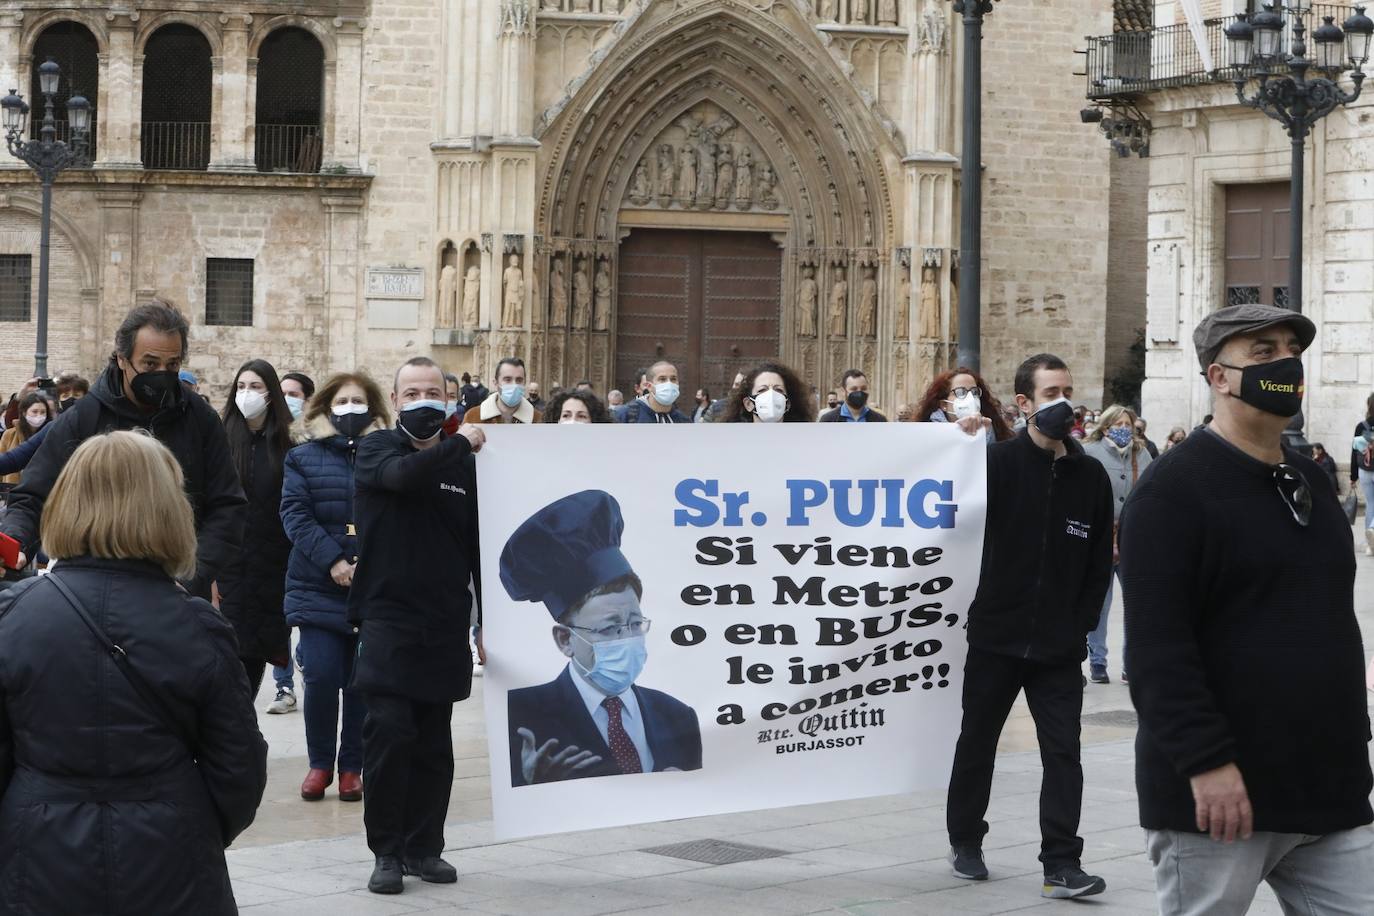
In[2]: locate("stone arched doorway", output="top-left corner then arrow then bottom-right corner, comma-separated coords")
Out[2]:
528,1 -> 902,406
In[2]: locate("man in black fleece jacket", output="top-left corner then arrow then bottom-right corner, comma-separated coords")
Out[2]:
1121,303 -> 1374,915
945,354 -> 1114,900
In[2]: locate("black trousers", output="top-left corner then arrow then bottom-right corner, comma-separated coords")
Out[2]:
946,646 -> 1085,870
242,658 -> 267,699
361,692 -> 454,860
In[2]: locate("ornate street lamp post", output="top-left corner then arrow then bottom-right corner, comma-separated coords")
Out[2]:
1225,3 -> 1371,313
2,58 -> 92,378
951,0 -> 997,372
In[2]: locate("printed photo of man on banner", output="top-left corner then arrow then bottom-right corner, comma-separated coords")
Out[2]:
478,424 -> 987,840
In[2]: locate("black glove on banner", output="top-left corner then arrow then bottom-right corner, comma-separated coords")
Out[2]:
1030,397 -> 1075,440
846,390 -> 869,410
131,370 -> 184,411
397,400 -> 446,441
1220,357 -> 1304,418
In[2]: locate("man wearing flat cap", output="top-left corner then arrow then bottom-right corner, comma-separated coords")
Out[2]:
1120,304 -> 1374,914
500,489 -> 702,787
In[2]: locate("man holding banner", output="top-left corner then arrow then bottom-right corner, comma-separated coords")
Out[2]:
945,353 -> 1114,900
499,489 -> 703,786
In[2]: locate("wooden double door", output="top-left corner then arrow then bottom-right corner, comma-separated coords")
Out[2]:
615,229 -> 782,409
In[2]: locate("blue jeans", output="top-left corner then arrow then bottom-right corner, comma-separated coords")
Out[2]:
1087,566 -> 1119,670
299,625 -> 366,773
273,662 -> 293,691
1359,469 -> 1374,530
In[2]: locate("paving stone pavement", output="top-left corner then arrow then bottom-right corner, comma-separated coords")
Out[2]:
231,532 -> 1374,915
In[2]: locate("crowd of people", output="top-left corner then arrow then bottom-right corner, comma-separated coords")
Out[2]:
0,298 -> 1370,913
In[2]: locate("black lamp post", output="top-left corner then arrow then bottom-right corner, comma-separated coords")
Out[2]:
2,58 -> 92,378
1225,3 -> 1371,313
951,0 -> 997,372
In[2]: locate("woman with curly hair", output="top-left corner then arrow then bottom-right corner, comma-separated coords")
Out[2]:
542,388 -> 612,424
914,367 -> 1014,443
721,362 -> 816,424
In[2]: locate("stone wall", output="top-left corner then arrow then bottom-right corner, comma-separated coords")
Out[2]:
0,204 -> 85,388
978,0 -> 1115,407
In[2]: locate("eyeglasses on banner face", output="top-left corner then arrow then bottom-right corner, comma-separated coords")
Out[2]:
564,618 -> 653,640
1272,463 -> 1312,528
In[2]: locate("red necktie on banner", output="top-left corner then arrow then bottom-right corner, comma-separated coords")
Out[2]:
602,696 -> 643,775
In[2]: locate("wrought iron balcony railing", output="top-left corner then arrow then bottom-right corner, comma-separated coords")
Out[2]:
141,121 -> 210,170
255,123 -> 323,173
1086,4 -> 1355,100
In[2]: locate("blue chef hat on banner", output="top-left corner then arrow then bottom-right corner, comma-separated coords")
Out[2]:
499,489 -> 637,620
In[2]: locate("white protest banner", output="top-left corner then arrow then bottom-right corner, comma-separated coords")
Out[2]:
478,423 -> 986,840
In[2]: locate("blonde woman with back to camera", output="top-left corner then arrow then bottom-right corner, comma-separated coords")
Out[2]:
0,431 -> 268,915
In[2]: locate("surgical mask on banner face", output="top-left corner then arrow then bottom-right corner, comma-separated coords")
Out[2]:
1106,426 -> 1133,449
751,390 -> 788,423
572,633 -> 647,697
285,395 -> 306,420
1219,357 -> 1304,418
397,399 -> 446,441
1031,396 -> 1075,441
499,384 -> 525,408
235,389 -> 268,421
951,392 -> 981,421
653,382 -> 680,407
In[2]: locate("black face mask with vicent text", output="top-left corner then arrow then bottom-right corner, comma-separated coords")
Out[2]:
1219,357 -> 1304,418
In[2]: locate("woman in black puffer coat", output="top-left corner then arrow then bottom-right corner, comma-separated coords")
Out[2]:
0,431 -> 267,914
218,359 -> 296,695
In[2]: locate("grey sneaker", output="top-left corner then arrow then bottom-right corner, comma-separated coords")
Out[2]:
1042,865 -> 1106,898
949,845 -> 989,881
266,687 -> 297,715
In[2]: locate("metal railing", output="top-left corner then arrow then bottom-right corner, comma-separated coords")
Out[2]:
141,121 -> 210,170
27,117 -> 97,158
1086,4 -> 1355,99
254,123 -> 323,173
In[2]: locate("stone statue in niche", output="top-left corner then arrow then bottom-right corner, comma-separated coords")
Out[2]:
797,265 -> 819,338
734,147 -> 754,209
461,266 -> 481,329
593,260 -> 612,331
879,0 -> 898,26
858,266 -> 878,337
919,264 -> 941,340
819,0 -> 838,22
437,264 -> 458,328
921,0 -> 948,52
949,271 -> 959,343
676,111 -> 735,209
596,208 -> 608,240
895,265 -> 911,340
851,0 -> 869,24
677,146 -> 698,204
549,257 -> 568,328
628,159 -> 652,206
572,258 -> 592,329
541,0 -> 559,10
502,255 -> 524,329
656,144 -> 676,206
576,202 -> 587,237
829,268 -> 848,337
572,0 -> 590,12
758,164 -> 779,210
714,144 -> 735,209
863,209 -> 874,246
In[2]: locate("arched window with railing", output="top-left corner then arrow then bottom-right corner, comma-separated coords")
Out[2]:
254,27 -> 324,173
30,22 -> 99,159
140,24 -> 212,170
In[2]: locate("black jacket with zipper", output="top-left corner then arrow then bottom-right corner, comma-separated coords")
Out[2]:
217,428 -> 291,663
966,429 -> 1115,664
0,362 -> 245,600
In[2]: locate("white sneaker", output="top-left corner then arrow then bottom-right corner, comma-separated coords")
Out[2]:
266,687 -> 298,714
472,663 -> 485,678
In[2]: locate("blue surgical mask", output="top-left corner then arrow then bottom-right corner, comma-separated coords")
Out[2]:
444,402 -> 458,420
572,633 -> 647,696
285,395 -> 306,420
653,382 -> 680,407
499,384 -> 525,408
1106,426 -> 1133,449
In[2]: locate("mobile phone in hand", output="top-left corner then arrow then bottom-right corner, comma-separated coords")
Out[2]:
36,378 -> 56,389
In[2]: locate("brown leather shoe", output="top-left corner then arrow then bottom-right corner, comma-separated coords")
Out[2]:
338,770 -> 363,802
300,768 -> 333,801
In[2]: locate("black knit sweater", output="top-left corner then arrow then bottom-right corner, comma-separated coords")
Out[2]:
1120,428 -> 1373,834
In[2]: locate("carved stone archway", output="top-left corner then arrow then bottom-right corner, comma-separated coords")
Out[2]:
529,0 -> 902,401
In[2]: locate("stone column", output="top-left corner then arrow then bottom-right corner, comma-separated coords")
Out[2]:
327,17 -> 365,171
0,11 -> 23,129
96,188 -> 141,361
98,13 -> 141,168
210,14 -> 253,171
323,194 -> 365,369
495,0 -> 534,141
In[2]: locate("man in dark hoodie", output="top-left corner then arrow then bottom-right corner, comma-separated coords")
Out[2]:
944,353 -> 1114,900
0,301 -> 245,599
